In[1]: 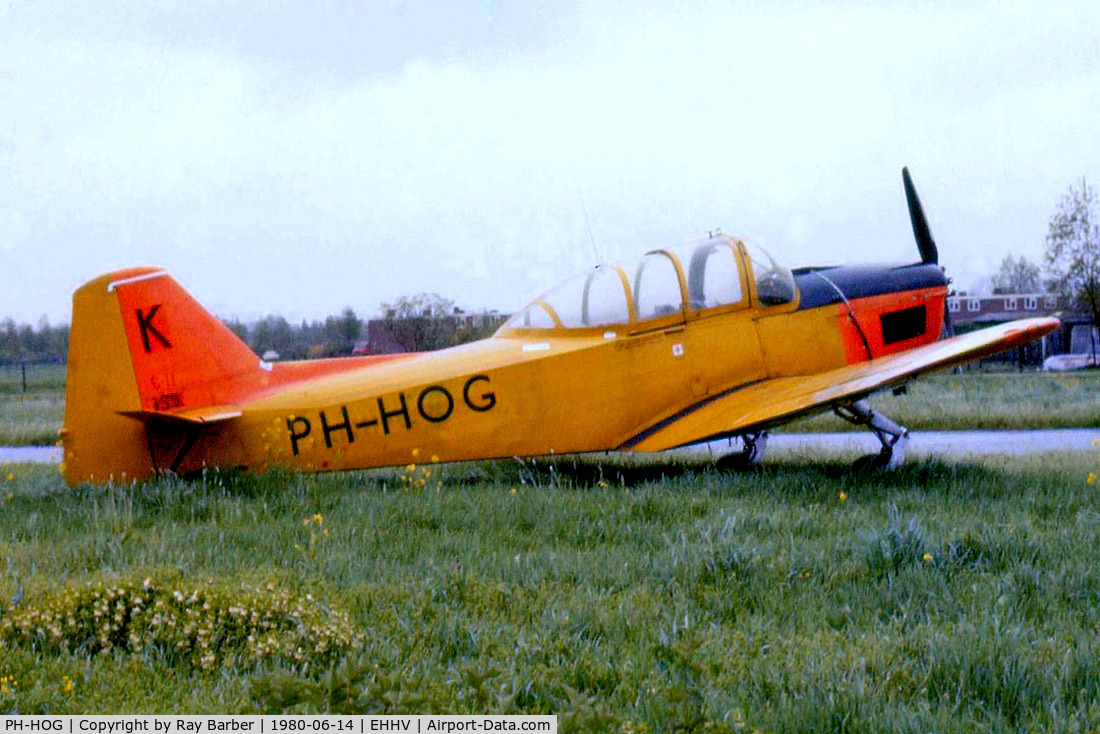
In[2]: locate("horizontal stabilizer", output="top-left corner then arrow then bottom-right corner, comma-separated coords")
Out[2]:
118,404 -> 243,426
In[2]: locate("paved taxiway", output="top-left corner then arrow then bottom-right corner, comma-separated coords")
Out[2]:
686,428 -> 1098,460
2,429 -> 1097,467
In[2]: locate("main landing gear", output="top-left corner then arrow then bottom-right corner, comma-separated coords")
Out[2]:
834,399 -> 909,470
715,400 -> 909,471
715,430 -> 768,471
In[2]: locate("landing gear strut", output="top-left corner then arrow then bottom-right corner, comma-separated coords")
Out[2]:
834,399 -> 909,470
716,430 -> 768,471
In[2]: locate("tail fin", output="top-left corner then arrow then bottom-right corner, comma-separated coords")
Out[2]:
62,267 -> 259,484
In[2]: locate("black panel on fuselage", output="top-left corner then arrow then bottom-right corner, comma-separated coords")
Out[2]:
792,263 -> 947,309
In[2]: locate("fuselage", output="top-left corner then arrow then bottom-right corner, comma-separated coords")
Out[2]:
167,238 -> 947,476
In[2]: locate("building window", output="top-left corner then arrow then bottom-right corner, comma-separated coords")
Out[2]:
967,299 -> 980,312
1025,297 -> 1037,310
948,299 -> 960,313
1005,297 -> 1017,310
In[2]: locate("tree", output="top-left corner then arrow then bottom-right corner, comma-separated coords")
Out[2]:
377,293 -> 460,352
223,318 -> 250,344
0,317 -> 69,363
1046,177 -> 1100,328
323,307 -> 363,355
250,315 -> 294,358
381,293 -> 455,319
992,254 -> 1040,294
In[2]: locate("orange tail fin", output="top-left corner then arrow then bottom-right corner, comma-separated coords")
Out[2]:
62,268 -> 260,484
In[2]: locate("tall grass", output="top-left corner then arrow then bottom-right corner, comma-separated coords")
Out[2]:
1,452 -> 1098,730
0,395 -> 63,445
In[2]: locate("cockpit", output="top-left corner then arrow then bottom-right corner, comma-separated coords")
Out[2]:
501,235 -> 796,333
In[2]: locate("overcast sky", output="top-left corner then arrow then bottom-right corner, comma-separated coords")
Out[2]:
2,0 -> 1099,324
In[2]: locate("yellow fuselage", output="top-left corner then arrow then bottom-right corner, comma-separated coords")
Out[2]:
61,249 -> 949,484
173,286 -> 941,475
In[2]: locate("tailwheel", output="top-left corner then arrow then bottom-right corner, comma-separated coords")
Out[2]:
716,430 -> 768,471
834,399 -> 910,471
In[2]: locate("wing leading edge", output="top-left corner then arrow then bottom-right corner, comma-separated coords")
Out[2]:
622,317 -> 1060,452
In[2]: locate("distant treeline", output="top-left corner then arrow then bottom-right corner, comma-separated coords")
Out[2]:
227,304 -> 506,358
1,300 -> 505,364
0,318 -> 69,364
0,309 -> 366,364
223,307 -> 366,361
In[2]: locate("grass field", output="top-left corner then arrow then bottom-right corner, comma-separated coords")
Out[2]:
2,366 -> 1099,446
786,369 -> 1100,432
0,364 -> 65,447
2,452 -> 1099,729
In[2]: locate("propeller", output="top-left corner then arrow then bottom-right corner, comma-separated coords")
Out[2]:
902,166 -> 938,265
902,166 -> 954,337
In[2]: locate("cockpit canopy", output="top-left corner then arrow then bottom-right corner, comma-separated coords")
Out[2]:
503,235 -> 796,332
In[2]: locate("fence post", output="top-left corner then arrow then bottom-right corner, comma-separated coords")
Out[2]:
22,362 -> 27,393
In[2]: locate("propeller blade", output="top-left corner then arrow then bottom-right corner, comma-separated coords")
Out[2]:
903,166 -> 938,265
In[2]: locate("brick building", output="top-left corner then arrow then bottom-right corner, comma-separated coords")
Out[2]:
946,292 -> 1089,366
946,293 -> 1059,325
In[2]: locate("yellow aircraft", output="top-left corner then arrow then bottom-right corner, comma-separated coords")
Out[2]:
61,169 -> 1058,484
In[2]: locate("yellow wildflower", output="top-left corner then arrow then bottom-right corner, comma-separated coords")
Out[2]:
406,464 -> 416,472
63,676 -> 73,694
5,473 -> 11,482
598,480 -> 609,488
1089,472 -> 1097,486
313,513 -> 323,525
922,553 -> 933,563
510,488 -> 517,496
839,491 -> 847,501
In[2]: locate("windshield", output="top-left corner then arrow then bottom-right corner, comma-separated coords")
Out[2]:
741,239 -> 796,306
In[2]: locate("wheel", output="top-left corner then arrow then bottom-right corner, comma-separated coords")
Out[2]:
852,449 -> 893,472
716,451 -> 756,472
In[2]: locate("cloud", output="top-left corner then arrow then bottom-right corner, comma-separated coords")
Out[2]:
1,1 -> 1099,322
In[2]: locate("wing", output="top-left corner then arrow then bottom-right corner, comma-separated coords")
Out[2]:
623,317 -> 1059,452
